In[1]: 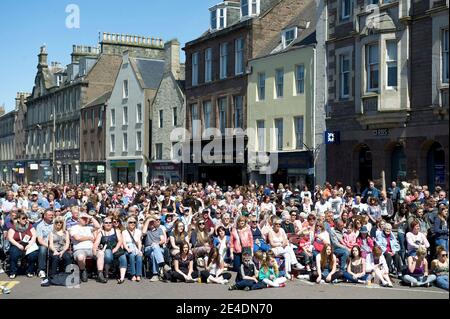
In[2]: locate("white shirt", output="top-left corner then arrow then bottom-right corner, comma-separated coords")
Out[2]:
315,201 -> 331,216
122,228 -> 142,253
70,225 -> 94,251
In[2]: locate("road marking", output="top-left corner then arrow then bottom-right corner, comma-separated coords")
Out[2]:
0,280 -> 20,290
295,279 -> 448,295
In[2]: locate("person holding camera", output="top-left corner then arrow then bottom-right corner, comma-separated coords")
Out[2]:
93,216 -> 127,284
406,219 -> 430,257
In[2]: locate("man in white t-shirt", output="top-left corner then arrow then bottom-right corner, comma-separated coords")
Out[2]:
328,190 -> 343,219
352,196 -> 368,215
70,213 -> 100,282
315,196 -> 331,217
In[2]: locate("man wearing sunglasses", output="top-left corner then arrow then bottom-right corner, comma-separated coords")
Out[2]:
142,215 -> 166,282
36,210 -> 54,278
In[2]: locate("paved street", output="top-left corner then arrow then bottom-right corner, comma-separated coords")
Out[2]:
1,273 -> 448,299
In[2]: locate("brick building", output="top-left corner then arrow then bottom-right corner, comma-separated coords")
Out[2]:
183,0 -> 319,186
326,0 -> 448,192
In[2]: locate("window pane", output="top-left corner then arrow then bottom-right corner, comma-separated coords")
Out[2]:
276,69 -> 284,97
234,96 -> 243,128
275,119 -> 283,151
258,73 -> 265,100
294,117 -> 304,149
257,120 -> 265,151
296,65 -> 304,94
241,0 -> 249,16
211,10 -> 217,30
219,98 -> 227,134
203,101 -> 212,129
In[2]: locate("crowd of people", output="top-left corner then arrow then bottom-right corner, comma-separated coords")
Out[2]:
0,179 -> 448,292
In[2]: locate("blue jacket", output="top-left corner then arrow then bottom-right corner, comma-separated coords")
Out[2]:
376,232 -> 400,254
434,217 -> 449,240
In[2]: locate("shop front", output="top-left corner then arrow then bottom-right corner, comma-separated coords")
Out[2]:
151,162 -> 181,184
81,162 -> 106,184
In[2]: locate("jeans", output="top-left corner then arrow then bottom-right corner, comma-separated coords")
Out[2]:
403,274 -> 437,286
435,275 -> 449,291
9,245 -> 39,275
333,247 -> 349,271
398,232 -> 406,261
253,239 -> 270,252
165,270 -> 199,282
38,245 -> 48,272
298,251 -> 313,267
104,249 -> 127,269
235,279 -> 266,290
127,252 -> 143,277
233,253 -> 242,272
144,245 -> 165,275
310,269 -> 342,282
49,251 -> 73,277
384,252 -> 403,273
343,272 -> 370,283
436,239 -> 448,253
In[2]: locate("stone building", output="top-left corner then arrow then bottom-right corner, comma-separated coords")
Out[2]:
0,109 -> 16,183
325,0 -> 449,192
183,0 -> 318,186
247,0 -> 328,188
105,34 -> 165,186
151,40 -> 186,183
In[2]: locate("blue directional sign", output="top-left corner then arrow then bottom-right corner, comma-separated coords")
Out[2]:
325,131 -> 340,144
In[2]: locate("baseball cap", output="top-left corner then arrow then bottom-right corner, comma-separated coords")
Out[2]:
360,226 -> 369,234
31,191 -> 39,195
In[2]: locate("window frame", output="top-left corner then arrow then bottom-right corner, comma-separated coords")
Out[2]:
234,96 -> 243,129
137,103 -> 142,123
192,52 -> 199,86
275,68 -> 284,98
136,131 -> 142,151
220,43 -> 228,79
205,48 -> 213,83
282,27 -> 298,49
235,38 -> 245,76
110,109 -> 116,127
340,54 -> 351,98
258,72 -> 266,101
110,134 -> 115,153
256,120 -> 265,152
295,64 -> 305,95
274,118 -> 283,151
123,132 -> 128,152
340,0 -> 352,22
123,106 -> 128,125
294,116 -> 304,150
159,109 -> 164,128
218,98 -> 227,134
366,43 -> 379,92
122,80 -> 129,99
385,40 -> 398,89
442,28 -> 449,84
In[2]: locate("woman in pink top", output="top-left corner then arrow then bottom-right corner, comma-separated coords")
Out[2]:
268,218 -> 304,279
230,216 -> 253,272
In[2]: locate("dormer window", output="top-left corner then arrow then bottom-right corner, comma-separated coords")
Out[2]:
241,0 -> 260,18
282,27 -> 298,48
56,75 -> 63,87
210,7 -> 227,31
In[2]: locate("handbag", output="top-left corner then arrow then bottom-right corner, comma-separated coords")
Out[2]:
313,237 -> 324,252
237,228 -> 252,256
102,229 -> 126,258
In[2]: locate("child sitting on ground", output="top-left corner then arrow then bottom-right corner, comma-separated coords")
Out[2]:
229,252 -> 265,291
259,253 -> 287,288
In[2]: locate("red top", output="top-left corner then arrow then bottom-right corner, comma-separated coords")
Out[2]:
12,224 -> 34,244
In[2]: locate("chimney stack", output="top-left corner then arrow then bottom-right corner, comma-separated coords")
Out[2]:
164,39 -> 180,79
38,45 -> 48,67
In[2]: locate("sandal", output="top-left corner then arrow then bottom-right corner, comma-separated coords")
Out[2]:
131,276 -> 137,282
117,279 -> 125,284
136,277 -> 141,282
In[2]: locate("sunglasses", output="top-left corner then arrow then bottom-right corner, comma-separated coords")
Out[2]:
55,221 -> 63,224
104,222 -> 112,224
441,253 -> 448,257
198,223 -> 205,225
275,224 -> 281,226
20,218 -> 28,221
128,221 -> 136,224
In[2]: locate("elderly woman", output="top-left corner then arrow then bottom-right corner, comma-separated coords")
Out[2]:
7,211 -> 39,279
268,217 -> 304,279
402,246 -> 436,287
375,223 -> 403,276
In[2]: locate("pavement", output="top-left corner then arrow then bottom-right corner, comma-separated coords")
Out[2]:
0,273 -> 448,299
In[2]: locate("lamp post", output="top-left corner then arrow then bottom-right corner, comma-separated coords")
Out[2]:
50,103 -> 56,183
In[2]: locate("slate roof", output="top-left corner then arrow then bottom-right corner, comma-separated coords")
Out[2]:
130,58 -> 165,90
84,91 -> 112,108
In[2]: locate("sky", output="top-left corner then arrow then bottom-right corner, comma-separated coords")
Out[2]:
0,0 -> 218,112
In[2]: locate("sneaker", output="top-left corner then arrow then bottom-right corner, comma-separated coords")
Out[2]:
410,282 -> 416,287
244,286 -> 251,291
150,275 -> 160,282
26,273 -> 34,278
297,274 -> 310,280
39,270 -> 46,279
40,278 -> 50,287
80,270 -> 88,283
228,285 -> 237,291
9,274 -> 16,279
319,279 -> 325,284
332,279 -> 339,284
1,286 -> 11,294
425,282 -> 431,288
279,283 -> 286,288
221,279 -> 229,285
163,264 -> 171,272
292,263 -> 305,270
